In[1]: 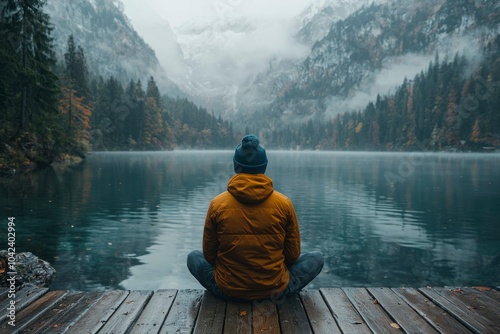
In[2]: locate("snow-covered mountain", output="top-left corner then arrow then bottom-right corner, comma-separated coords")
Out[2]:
168,1 -> 378,117
294,0 -> 384,46
236,0 -> 500,129
171,13 -> 309,116
233,0 -> 385,121
119,0 -> 188,86
45,0 -> 182,96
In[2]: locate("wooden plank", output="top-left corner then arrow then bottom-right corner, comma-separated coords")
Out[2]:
65,290 -> 129,334
223,300 -> 253,334
98,290 -> 153,334
462,287 -> 500,306
0,290 -> 67,333
445,287 -> 500,329
393,287 -> 472,334
252,299 -> 280,334
129,289 -> 177,334
42,291 -> 104,334
343,287 -> 401,334
0,286 -> 48,323
192,291 -> 226,334
0,287 -> 495,334
0,288 -> 8,303
441,287 -> 500,333
419,287 -> 499,334
15,291 -> 87,333
299,290 -> 341,334
479,287 -> 500,304
368,287 -> 439,334
159,289 -> 203,334
277,293 -> 312,334
320,288 -> 371,334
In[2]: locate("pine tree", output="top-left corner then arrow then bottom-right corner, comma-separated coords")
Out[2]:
64,35 -> 89,98
444,89 -> 458,146
1,0 -> 60,137
146,76 -> 161,109
0,15 -> 18,142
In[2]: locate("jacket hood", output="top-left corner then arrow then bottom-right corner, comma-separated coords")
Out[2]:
227,173 -> 274,204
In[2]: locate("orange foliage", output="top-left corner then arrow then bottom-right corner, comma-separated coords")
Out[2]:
58,87 -> 92,144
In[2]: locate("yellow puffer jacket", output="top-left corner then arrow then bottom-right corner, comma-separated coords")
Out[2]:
203,173 -> 301,301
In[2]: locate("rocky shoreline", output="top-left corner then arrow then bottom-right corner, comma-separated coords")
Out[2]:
0,142 -> 85,179
0,251 -> 56,289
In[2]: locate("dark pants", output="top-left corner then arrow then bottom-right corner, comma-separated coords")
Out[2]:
186,250 -> 324,302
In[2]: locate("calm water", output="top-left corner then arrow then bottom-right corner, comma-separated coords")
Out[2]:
1,151 -> 499,291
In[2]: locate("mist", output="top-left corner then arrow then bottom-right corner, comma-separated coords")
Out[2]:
120,1 -> 189,82
324,33 -> 487,119
121,0 -> 316,111
325,53 -> 435,117
175,17 -> 310,87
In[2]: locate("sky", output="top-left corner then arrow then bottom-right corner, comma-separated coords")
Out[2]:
124,0 -> 315,28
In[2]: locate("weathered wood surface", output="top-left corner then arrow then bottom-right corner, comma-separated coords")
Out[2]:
0,286 -> 498,333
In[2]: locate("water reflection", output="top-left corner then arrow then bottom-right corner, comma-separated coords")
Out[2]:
267,152 -> 500,288
0,151 -> 498,290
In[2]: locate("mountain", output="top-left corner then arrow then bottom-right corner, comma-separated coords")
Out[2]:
247,0 -> 500,129
173,15 -> 260,115
45,0 -> 499,140
294,0 -> 383,47
119,0 -> 189,86
172,14 -> 315,117
45,0 -> 182,96
233,0 -> 382,123
169,1 -> 381,119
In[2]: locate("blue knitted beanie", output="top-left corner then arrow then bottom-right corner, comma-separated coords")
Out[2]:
233,134 -> 268,174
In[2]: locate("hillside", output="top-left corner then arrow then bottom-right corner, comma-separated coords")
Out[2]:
45,0 -> 182,96
240,0 -> 499,130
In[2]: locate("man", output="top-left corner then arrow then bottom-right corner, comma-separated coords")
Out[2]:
187,134 -> 324,301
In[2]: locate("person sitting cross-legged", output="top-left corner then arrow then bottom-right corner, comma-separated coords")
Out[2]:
187,134 -> 324,302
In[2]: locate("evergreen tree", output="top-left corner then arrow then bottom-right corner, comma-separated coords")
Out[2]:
0,15 -> 18,142
1,0 -> 60,137
146,76 -> 161,109
64,34 -> 89,98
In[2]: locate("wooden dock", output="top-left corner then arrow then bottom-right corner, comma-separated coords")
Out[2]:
1,286 -> 499,333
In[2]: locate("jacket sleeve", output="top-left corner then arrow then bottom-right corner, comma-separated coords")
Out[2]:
284,199 -> 301,265
202,202 -> 219,265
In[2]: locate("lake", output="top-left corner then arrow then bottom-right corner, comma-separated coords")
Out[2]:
1,151 -> 499,291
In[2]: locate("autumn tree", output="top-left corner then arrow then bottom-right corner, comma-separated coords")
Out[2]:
58,87 -> 92,154
444,89 -> 459,146
405,83 -> 417,147
470,119 -> 481,144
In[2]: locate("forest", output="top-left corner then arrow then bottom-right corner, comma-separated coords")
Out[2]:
0,0 -> 233,175
264,40 -> 500,151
